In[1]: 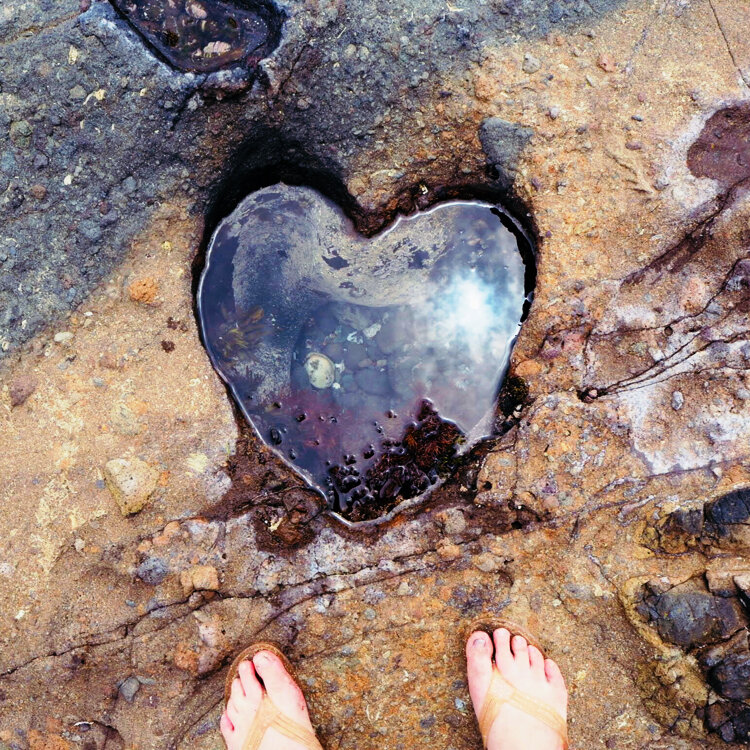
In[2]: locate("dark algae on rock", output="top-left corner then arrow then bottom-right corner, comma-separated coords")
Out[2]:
198,185 -> 529,520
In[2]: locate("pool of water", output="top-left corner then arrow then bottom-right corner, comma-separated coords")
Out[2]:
109,0 -> 281,73
198,185 -> 529,521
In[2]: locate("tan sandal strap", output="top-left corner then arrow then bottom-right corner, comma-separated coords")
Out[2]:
240,696 -> 323,750
478,671 -> 568,749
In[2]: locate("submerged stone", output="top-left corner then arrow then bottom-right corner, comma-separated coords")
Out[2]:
198,185 -> 528,520
109,0 -> 283,73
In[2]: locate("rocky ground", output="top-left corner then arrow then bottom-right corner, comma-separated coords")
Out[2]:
2,0 -> 750,747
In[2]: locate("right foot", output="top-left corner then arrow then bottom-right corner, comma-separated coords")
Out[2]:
220,650 -> 321,750
466,627 -> 568,750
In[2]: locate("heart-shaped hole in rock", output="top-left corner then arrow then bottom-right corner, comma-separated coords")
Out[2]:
198,185 -> 531,522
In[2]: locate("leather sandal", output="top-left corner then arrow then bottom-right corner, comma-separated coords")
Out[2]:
224,642 -> 324,750
467,617 -> 568,750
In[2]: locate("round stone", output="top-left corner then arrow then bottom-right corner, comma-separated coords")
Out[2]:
304,352 -> 335,389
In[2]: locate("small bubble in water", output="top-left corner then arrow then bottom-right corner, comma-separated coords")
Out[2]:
269,428 -> 282,445
288,449 -> 297,459
344,454 -> 357,465
363,445 -> 375,459
272,401 -> 282,409
295,413 -> 307,422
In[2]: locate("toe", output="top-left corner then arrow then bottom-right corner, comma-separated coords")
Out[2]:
238,659 -> 263,707
226,699 -> 241,726
545,657 -> 567,692
220,711 -> 234,737
253,651 -> 309,723
466,631 -> 494,715
528,644 -> 545,676
492,627 -> 514,673
511,634 -> 528,664
229,676 -> 245,710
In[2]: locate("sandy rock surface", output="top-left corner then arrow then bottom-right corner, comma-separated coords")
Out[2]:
1,0 -> 750,747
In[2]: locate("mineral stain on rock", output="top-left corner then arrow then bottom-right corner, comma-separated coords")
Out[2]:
198,185 -> 529,521
109,0 -> 283,73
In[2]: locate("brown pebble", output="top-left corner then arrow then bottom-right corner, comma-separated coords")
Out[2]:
9,375 -> 37,406
29,184 -> 47,200
597,53 -> 616,72
161,340 -> 175,352
128,277 -> 159,304
625,140 -> 643,150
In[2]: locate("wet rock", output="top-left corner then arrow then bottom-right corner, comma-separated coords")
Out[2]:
103,458 -> 159,515
638,578 -> 746,649
8,375 -> 36,407
109,0 -> 283,74
354,367 -> 391,396
304,352 -> 335,389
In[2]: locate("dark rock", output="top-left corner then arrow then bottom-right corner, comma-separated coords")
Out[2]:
118,676 -> 140,702
136,557 -> 168,586
478,118 -> 534,188
641,578 -> 746,649
701,631 -> 750,700
9,375 -> 37,407
354,367 -> 391,396
704,488 -> 750,547
109,0 -> 283,74
687,104 -> 750,188
344,342 -> 368,369
652,507 -> 703,553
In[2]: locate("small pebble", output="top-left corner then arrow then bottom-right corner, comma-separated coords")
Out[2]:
597,53 -> 616,72
522,53 -> 541,74
548,106 -> 560,120
671,391 -> 684,411
119,676 -> 140,702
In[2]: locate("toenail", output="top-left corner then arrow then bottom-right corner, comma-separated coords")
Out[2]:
472,634 -> 488,648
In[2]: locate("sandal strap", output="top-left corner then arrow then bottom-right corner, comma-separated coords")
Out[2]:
478,671 -> 568,749
241,696 -> 324,750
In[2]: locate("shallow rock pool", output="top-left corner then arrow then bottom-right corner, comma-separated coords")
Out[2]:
198,185 -> 529,521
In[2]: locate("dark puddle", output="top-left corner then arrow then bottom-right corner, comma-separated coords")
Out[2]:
198,185 -> 530,522
109,0 -> 283,73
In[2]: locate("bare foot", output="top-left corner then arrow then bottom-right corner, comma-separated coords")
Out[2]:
220,650 -> 320,750
466,628 -> 568,750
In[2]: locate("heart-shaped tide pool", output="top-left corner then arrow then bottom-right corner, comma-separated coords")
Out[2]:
198,185 -> 529,522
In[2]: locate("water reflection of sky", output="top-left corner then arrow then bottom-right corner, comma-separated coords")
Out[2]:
198,188 -> 528,518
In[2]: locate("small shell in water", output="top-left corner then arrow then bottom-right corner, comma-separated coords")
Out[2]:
304,352 -> 336,389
